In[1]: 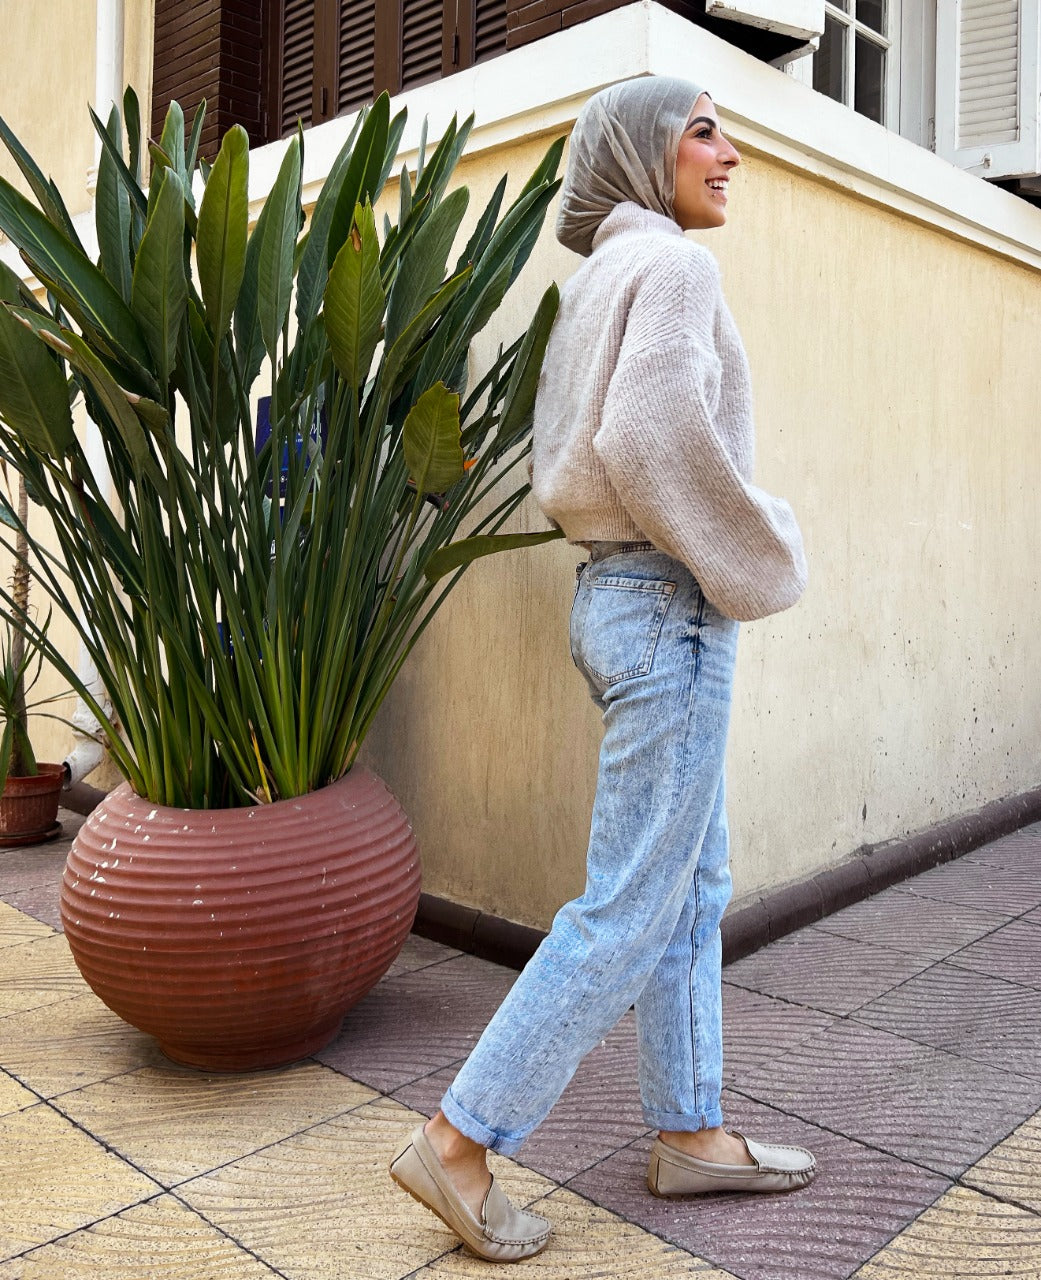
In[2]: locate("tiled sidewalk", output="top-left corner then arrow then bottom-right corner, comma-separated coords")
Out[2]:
2,812 -> 1041,1278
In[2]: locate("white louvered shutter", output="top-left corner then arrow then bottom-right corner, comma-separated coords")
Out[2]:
935,0 -> 1041,178
705,0 -> 825,41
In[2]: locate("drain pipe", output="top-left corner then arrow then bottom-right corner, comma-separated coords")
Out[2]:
64,0 -> 125,810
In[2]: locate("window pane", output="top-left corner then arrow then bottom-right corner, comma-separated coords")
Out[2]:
826,0 -> 850,12
814,16 -> 847,104
853,34 -> 885,124
857,0 -> 885,36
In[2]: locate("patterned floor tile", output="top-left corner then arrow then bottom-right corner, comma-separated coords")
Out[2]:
0,934 -> 86,1016
721,985 -> 838,1080
568,1096 -> 950,1280
0,1069 -> 39,1116
853,1185 -> 1041,1278
412,1186 -> 735,1276
960,824 -> 1041,871
0,822 -> 79,896
946,918 -> 1041,991
723,928 -> 930,1015
855,962 -> 1041,1079
0,1195 -> 279,1278
393,1014 -> 652,1184
316,952 -> 517,1094
813,892 -> 1010,963
386,934 -> 462,977
0,994 -> 163,1098
735,1019 -> 1041,1177
962,1110 -> 1041,1212
893,860 -> 1041,915
0,1103 -> 160,1261
179,1096 -> 554,1280
0,902 -> 53,948
4,884 -> 64,932
52,1061 -> 376,1187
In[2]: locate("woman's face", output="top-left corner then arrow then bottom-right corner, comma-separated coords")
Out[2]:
672,94 -> 741,231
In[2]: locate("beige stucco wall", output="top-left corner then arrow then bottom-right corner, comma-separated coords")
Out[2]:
362,133 -> 1041,924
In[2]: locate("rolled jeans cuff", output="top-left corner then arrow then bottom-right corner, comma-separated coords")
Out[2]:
440,1086 -> 528,1156
643,1103 -> 724,1133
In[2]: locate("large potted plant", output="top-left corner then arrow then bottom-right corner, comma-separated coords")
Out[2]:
0,90 -> 562,1068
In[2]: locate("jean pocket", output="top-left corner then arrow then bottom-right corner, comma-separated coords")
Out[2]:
578,576 -> 675,684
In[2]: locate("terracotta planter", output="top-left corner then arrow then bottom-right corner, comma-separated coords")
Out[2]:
60,766 -> 420,1070
0,762 -> 64,847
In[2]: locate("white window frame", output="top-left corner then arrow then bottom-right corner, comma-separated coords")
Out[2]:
788,1 -> 903,131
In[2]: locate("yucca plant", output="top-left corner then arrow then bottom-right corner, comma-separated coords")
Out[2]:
0,90 -> 563,808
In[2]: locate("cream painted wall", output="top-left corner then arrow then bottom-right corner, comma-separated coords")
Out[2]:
362,136 -> 1041,925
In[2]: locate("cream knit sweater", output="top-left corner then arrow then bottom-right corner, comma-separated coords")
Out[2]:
531,202 -> 807,622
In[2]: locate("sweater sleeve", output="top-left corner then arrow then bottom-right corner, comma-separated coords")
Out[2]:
592,254 -> 807,621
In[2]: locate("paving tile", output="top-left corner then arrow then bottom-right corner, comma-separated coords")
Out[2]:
412,1185 -> 735,1276
0,1103 -> 160,1261
853,1184 -> 1041,1278
568,1094 -> 950,1280
385,933 -> 463,977
893,859 -> 1041,916
180,1096 -> 555,1280
946,918 -> 1041,992
0,1195 -> 279,1278
4,884 -> 64,932
813,891 -> 1010,963
0,902 -> 53,949
962,1109 -> 1041,1213
0,821 -> 79,895
53,1060 -> 376,1187
723,928 -> 930,1015
0,934 -> 87,1016
735,1019 -> 1041,1177
721,984 -> 838,1080
393,1013 -> 652,1184
961,824 -> 1041,871
855,962 -> 1041,1080
0,1069 -> 39,1116
0,993 -> 164,1098
316,952 -> 518,1094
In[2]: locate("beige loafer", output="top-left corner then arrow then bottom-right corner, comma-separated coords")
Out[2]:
390,1124 -> 551,1262
647,1130 -> 816,1197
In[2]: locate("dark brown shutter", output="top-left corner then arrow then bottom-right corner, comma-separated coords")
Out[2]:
278,0 -> 316,133
339,0 -> 377,114
401,0 -> 445,90
474,0 -> 508,61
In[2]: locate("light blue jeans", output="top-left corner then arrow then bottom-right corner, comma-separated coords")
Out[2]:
441,547 -> 739,1155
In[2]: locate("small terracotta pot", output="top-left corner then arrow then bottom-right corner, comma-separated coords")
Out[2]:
60,766 -> 420,1070
0,762 -> 64,847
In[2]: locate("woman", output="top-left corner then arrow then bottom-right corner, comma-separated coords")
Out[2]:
390,74 -> 813,1262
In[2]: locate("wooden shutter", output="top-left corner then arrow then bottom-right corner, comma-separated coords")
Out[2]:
935,0 -> 1041,179
475,0 -> 509,60
402,0 -> 445,89
705,0 -> 824,42
276,0 -> 316,134
340,0 -> 377,113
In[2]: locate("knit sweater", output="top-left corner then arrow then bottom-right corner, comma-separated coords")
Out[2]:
531,202 -> 807,622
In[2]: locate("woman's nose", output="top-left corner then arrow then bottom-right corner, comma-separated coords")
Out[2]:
721,139 -> 741,168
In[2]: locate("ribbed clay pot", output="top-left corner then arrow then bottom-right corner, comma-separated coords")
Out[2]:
60,766 -> 419,1070
0,762 -> 64,847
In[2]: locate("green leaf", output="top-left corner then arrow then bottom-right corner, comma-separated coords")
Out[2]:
256,137 -> 301,360
184,100 -> 207,193
196,124 -> 249,339
0,296 -> 74,458
385,185 -> 468,349
131,167 -> 187,392
0,173 -> 151,372
424,529 -> 565,582
323,202 -> 384,388
0,112 -> 83,248
123,86 -> 143,183
496,283 -> 559,442
402,381 -> 465,494
95,105 -> 133,302
158,101 -> 188,193
326,93 -> 390,270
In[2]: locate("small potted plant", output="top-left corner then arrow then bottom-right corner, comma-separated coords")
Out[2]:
0,471 -> 65,846
0,90 -> 562,1067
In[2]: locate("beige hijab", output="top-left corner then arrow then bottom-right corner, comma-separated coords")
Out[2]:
556,75 -> 707,257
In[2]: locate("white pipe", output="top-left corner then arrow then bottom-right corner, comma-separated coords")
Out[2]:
66,0 -> 124,786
